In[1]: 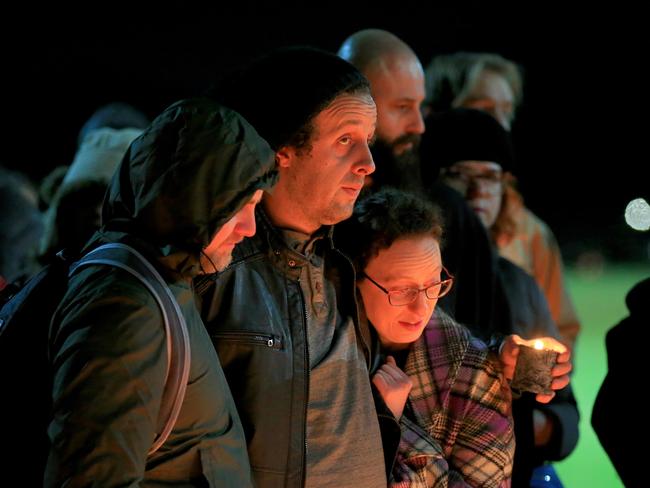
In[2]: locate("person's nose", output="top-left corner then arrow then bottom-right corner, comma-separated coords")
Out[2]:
235,205 -> 257,238
407,107 -> 425,135
466,177 -> 492,198
352,141 -> 375,176
408,289 -> 431,316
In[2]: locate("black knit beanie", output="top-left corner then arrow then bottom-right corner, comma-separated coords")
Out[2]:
420,108 -> 515,186
208,46 -> 370,151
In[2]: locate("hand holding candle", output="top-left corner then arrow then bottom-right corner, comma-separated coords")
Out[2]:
510,337 -> 568,395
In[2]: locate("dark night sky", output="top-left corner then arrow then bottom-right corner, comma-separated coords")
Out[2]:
2,4 -> 649,262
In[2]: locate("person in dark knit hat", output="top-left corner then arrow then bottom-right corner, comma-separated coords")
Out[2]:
425,107 -> 579,488
200,47 -> 398,487
421,108 -> 516,234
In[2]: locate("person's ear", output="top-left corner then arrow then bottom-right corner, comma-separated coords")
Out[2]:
275,146 -> 293,169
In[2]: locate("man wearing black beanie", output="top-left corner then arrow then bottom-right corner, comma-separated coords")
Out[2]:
200,47 -> 396,488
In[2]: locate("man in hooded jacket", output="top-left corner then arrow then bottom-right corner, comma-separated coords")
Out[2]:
44,98 -> 278,487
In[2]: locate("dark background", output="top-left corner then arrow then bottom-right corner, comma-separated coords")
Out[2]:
2,4 -> 649,263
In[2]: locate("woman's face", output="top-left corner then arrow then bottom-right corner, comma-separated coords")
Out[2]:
441,160 -> 504,228
357,235 -> 444,350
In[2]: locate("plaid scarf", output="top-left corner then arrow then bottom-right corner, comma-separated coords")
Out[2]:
391,308 -> 514,487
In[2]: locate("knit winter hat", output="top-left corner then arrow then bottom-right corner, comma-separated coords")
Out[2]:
420,108 -> 515,185
209,46 -> 370,150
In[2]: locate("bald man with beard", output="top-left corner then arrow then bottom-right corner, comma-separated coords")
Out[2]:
338,30 -> 426,192
338,29 -> 510,342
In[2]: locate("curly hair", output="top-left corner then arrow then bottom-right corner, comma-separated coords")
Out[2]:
335,187 -> 443,273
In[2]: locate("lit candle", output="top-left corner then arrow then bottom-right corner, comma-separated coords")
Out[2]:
510,338 -> 566,394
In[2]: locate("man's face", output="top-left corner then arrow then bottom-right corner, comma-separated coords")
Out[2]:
441,161 -> 503,228
201,189 -> 263,271
276,92 -> 376,229
357,235 -> 443,350
366,54 -> 426,156
461,70 -> 515,131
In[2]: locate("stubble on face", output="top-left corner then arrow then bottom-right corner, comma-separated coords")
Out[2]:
284,92 -> 377,230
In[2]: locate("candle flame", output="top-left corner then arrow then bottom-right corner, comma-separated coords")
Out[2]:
533,340 -> 544,350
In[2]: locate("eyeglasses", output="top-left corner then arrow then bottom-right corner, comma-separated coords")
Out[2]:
361,267 -> 454,306
440,168 -> 503,195
442,169 -> 503,187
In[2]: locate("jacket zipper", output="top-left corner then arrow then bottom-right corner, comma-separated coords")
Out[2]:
298,282 -> 310,487
335,249 -> 372,366
210,330 -> 282,349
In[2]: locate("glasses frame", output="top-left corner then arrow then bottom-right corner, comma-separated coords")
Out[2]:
441,167 -> 504,193
361,266 -> 454,306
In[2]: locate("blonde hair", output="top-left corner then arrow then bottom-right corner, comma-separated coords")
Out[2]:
425,52 -> 523,113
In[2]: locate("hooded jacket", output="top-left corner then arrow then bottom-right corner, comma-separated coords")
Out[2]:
45,98 -> 277,487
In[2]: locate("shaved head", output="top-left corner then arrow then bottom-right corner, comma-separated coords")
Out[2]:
338,29 -> 426,189
338,29 -> 419,76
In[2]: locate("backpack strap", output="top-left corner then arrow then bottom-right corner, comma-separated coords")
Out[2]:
70,242 -> 191,456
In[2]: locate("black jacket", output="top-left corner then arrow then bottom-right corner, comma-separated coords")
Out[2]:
198,209 -> 400,488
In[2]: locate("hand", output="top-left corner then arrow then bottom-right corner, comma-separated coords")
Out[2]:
499,334 -> 520,381
500,335 -> 572,404
372,356 -> 413,420
536,337 -> 572,403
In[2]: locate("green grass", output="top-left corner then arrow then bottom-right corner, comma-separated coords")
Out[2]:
554,263 -> 649,487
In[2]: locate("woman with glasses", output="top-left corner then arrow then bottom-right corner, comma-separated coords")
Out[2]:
336,187 -> 515,487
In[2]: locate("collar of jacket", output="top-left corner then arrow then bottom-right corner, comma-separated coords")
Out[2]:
254,207 -> 335,280
224,206 -> 376,367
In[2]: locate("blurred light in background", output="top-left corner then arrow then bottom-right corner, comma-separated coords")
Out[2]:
625,198 -> 650,231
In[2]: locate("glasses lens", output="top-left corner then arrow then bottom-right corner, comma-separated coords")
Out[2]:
389,288 -> 418,306
438,279 -> 453,298
445,168 -> 502,184
425,278 -> 454,300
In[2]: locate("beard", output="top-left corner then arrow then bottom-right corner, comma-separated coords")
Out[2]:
369,134 -> 424,193
200,247 -> 234,273
212,250 -> 234,272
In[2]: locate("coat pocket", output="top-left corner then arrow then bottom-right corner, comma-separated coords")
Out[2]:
211,330 -> 282,350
